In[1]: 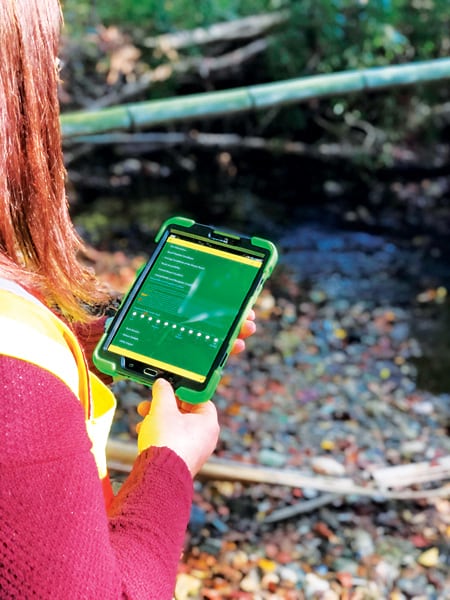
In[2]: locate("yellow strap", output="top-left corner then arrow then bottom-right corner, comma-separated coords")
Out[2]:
86,372 -> 116,478
0,292 -> 84,399
0,283 -> 116,478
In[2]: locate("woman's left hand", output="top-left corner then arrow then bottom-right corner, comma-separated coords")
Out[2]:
230,309 -> 256,355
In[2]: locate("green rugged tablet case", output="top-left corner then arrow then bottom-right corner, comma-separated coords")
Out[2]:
93,216 -> 278,403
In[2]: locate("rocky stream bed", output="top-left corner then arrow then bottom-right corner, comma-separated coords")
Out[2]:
90,212 -> 450,600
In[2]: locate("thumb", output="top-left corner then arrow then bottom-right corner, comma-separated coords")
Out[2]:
150,378 -> 178,416
137,378 -> 178,454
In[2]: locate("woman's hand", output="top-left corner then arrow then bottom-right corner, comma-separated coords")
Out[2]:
135,311 -> 255,473
136,378 -> 220,477
230,309 -> 256,355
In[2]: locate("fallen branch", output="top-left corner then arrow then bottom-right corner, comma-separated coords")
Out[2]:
106,439 -> 450,501
143,11 -> 288,51
64,130 -> 366,161
89,38 -> 270,109
65,130 -> 450,179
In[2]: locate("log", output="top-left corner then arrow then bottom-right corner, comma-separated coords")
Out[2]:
65,131 -> 450,179
106,439 -> 450,500
67,130 -> 359,160
64,131 -> 362,164
370,456 -> 450,489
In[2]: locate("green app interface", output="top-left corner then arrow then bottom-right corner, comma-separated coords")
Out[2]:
108,234 -> 263,382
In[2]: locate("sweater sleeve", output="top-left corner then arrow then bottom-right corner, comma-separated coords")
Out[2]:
0,356 -> 193,600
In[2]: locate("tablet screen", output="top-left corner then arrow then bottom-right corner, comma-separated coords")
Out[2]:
107,233 -> 263,382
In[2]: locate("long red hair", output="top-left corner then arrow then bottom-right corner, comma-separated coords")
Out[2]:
0,0 -> 109,321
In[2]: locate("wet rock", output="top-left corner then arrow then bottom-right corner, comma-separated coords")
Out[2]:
304,572 -> 331,597
239,568 -> 260,593
397,574 -> 429,596
351,529 -> 376,558
258,448 -> 288,468
417,547 -> 440,568
311,456 -> 346,476
174,573 -> 202,600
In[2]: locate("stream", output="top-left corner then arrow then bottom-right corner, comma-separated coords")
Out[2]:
72,172 -> 450,396
71,165 -> 450,597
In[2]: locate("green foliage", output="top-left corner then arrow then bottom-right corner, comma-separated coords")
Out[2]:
257,0 -> 450,145
62,1 -> 96,36
63,0 -> 276,32
264,0 -> 450,81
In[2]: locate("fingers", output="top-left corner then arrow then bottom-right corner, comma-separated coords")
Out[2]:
239,310 -> 256,339
178,399 -> 217,416
137,400 -> 151,417
230,311 -> 257,355
230,337 -> 246,355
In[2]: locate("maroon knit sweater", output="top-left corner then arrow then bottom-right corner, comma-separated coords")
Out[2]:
0,355 -> 193,599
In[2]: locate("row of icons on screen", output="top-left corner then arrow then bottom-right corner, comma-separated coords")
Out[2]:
131,311 -> 220,343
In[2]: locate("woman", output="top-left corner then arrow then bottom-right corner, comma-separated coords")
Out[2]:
0,1 -> 255,598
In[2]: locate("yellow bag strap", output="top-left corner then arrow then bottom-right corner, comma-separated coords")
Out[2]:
0,280 -> 117,483
0,280 -> 91,416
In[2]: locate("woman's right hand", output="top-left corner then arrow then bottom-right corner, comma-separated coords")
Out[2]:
136,378 -> 220,477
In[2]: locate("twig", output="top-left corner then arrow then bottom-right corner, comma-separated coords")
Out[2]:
263,493 -> 339,523
89,39 -> 270,109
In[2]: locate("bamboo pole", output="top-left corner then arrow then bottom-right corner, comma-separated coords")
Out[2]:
61,58 -> 450,139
